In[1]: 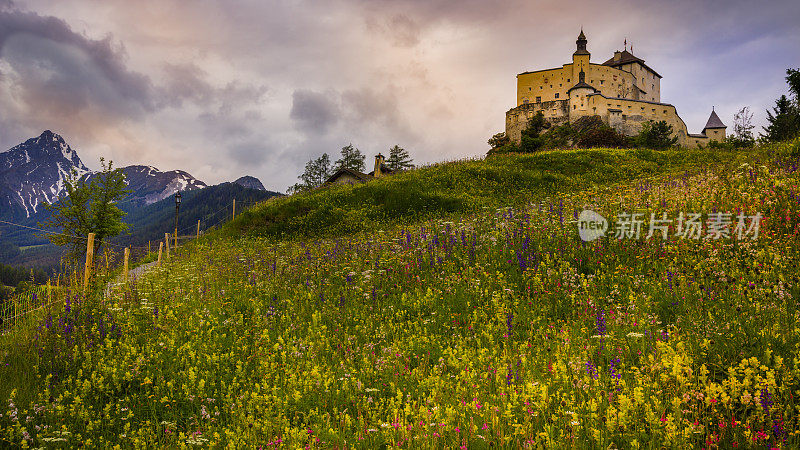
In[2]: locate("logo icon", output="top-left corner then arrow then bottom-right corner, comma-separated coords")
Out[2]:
578,209 -> 608,242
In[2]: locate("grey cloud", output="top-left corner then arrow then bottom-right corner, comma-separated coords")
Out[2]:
366,14 -> 421,47
230,140 -> 270,166
290,89 -> 340,134
341,87 -> 413,138
160,62 -> 268,109
0,8 -> 155,109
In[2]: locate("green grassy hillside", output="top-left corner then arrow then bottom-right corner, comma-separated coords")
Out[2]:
232,147 -> 740,240
1,140 -> 799,448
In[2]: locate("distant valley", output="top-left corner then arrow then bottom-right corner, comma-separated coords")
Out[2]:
0,131 -> 282,270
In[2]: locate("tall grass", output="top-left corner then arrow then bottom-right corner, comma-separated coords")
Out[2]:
1,140 -> 798,447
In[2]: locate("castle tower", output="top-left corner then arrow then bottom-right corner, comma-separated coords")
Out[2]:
702,108 -> 727,142
567,69 -> 598,120
572,29 -> 590,84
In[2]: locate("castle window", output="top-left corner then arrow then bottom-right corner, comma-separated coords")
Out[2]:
600,80 -> 604,85
536,96 -> 541,103
567,79 -> 570,82
555,93 -> 559,99
550,85 -> 553,88
573,105 -> 577,110
652,108 -> 656,112
528,87 -> 531,91
559,83 -> 562,87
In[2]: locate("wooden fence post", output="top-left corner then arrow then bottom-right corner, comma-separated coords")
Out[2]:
197,220 -> 200,239
124,247 -> 130,284
165,233 -> 170,259
233,199 -> 236,221
83,233 -> 95,294
174,230 -> 178,249
158,242 -> 163,266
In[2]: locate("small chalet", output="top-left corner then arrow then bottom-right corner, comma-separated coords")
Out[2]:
325,153 -> 395,186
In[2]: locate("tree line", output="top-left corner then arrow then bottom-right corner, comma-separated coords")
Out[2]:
290,144 -> 414,193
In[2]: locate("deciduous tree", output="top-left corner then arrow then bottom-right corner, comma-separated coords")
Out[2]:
41,159 -> 131,260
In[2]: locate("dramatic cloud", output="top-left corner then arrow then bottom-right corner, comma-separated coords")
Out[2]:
290,90 -> 340,134
0,0 -> 798,191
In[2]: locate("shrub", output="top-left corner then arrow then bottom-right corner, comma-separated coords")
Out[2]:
576,126 -> 629,148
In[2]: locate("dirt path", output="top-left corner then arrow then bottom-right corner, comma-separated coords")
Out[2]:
105,261 -> 159,296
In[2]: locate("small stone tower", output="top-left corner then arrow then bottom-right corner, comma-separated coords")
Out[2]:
373,153 -> 386,178
702,108 -> 727,142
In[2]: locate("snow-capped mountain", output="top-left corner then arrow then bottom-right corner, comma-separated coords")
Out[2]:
85,165 -> 207,206
0,130 -> 90,218
0,131 -> 206,219
233,175 -> 266,191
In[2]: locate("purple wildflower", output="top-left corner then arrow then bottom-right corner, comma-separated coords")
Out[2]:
596,308 -> 606,335
586,360 -> 598,379
760,387 -> 773,415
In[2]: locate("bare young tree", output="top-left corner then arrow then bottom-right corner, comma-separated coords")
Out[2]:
732,106 -> 755,147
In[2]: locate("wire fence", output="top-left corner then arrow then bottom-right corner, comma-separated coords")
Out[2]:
0,197 -> 267,336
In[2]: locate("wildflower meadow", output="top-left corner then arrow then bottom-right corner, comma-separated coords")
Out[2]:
2,139 -> 800,448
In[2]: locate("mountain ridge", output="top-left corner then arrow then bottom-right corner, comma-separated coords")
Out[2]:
0,131 -> 207,219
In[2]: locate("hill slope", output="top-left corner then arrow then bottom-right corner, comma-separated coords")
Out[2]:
2,141 -> 799,448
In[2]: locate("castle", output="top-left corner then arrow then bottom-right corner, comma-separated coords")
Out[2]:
505,30 -> 726,148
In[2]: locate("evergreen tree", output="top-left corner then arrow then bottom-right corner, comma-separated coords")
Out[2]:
760,68 -> 800,142
333,144 -> 366,173
761,95 -> 800,142
295,153 -> 331,191
635,120 -> 678,149
387,145 -> 414,171
40,159 -> 131,261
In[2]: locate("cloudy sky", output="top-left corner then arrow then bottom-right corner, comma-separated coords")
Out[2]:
1,0 -> 798,191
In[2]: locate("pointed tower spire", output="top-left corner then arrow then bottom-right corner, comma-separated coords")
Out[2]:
702,109 -> 726,133
574,29 -> 589,56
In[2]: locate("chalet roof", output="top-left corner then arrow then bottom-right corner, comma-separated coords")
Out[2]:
325,167 -> 371,184
702,109 -> 726,130
602,50 -> 662,78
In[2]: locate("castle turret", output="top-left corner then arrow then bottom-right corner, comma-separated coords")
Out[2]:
702,108 -> 727,142
572,29 -> 591,86
567,69 -> 598,118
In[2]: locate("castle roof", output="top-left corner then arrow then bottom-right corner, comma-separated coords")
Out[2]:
702,109 -> 726,131
567,81 -> 597,94
602,50 -> 662,78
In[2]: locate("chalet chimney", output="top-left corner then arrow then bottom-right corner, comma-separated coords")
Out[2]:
613,50 -> 622,62
374,153 -> 385,178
